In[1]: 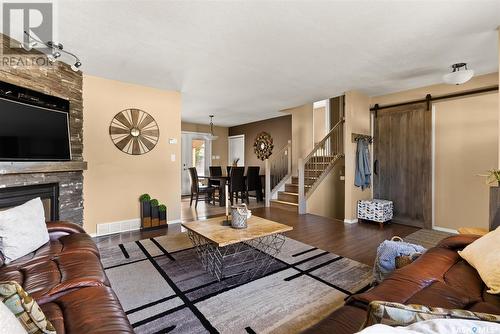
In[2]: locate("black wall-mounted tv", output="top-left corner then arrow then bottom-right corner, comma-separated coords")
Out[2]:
0,95 -> 71,161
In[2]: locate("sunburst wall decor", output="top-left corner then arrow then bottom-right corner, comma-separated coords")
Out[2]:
254,132 -> 274,160
109,108 -> 160,155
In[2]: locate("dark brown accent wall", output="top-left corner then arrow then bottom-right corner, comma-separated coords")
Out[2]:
229,115 -> 292,170
0,34 -> 85,225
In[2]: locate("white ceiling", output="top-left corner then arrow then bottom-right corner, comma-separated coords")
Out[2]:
40,1 -> 500,125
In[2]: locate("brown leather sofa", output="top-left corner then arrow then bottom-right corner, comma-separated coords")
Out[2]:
304,234 -> 500,334
0,221 -> 133,333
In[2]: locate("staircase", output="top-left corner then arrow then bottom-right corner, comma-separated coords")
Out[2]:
265,119 -> 344,214
269,177 -> 299,212
270,155 -> 343,212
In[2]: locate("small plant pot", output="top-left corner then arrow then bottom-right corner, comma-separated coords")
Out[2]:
140,201 -> 152,228
159,210 -> 167,226
151,205 -> 160,227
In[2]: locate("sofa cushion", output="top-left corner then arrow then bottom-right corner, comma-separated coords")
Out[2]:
0,281 -> 56,334
301,305 -> 367,334
40,286 -> 134,334
0,252 -> 109,304
0,198 -> 49,264
459,227 -> 500,294
2,233 -> 100,269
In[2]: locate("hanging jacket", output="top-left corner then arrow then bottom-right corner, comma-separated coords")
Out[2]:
354,138 -> 371,190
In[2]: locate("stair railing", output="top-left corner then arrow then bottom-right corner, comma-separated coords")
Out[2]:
265,140 -> 292,207
298,119 -> 344,213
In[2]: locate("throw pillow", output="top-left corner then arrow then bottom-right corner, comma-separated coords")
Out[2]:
0,198 -> 49,264
0,298 -> 28,334
458,226 -> 500,294
357,319 -> 500,334
363,301 -> 500,328
0,281 -> 55,334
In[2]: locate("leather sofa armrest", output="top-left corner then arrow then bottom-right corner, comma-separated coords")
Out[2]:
46,221 -> 86,240
436,234 -> 481,250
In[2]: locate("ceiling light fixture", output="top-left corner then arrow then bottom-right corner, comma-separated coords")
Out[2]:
443,63 -> 474,85
23,31 -> 82,72
207,115 -> 219,141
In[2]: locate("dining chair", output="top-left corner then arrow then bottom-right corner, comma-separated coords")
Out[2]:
226,166 -> 232,177
229,166 -> 245,204
209,166 -> 223,201
188,167 -> 215,208
245,166 -> 262,203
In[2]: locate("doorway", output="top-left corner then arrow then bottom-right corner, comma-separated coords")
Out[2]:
228,135 -> 245,167
181,132 -> 212,196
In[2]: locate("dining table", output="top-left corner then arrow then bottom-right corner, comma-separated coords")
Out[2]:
205,174 -> 264,206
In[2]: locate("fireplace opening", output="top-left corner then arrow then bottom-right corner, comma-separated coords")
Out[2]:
0,183 -> 59,221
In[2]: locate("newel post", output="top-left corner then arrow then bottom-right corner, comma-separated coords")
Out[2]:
265,158 -> 271,207
298,158 -> 306,214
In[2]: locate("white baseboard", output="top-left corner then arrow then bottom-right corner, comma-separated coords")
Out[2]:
167,219 -> 182,225
344,218 -> 358,224
95,218 -> 141,237
432,226 -> 458,234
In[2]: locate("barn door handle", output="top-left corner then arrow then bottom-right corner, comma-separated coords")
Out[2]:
374,160 -> 379,175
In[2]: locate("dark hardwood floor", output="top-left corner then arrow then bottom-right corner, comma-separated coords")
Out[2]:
94,203 -> 419,266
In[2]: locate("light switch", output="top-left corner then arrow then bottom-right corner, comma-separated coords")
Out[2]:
170,154 -> 176,162
340,175 -> 345,181
169,138 -> 177,144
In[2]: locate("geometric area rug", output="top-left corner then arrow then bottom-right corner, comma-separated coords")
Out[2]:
97,232 -> 373,334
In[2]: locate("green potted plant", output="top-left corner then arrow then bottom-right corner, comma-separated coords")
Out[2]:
158,204 -> 167,226
139,194 -> 151,228
484,169 -> 500,186
150,198 -> 160,227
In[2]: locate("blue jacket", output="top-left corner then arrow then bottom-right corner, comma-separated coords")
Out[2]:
354,138 -> 371,190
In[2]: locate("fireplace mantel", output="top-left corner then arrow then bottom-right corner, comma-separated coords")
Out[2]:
0,161 -> 88,175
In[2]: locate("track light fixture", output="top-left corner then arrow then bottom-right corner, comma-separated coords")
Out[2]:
22,31 -> 82,72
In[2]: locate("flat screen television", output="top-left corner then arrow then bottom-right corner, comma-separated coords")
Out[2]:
0,97 -> 71,161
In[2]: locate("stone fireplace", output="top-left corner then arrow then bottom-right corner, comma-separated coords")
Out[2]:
0,168 -> 85,223
0,183 -> 59,221
0,34 -> 86,226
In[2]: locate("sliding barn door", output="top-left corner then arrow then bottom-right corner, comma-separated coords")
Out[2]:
374,102 -> 432,229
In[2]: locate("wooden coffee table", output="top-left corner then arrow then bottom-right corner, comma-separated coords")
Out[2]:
182,216 -> 292,282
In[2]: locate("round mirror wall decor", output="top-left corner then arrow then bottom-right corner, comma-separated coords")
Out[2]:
109,108 -> 160,155
253,132 -> 274,161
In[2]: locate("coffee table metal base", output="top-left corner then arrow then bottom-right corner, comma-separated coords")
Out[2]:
187,230 -> 286,283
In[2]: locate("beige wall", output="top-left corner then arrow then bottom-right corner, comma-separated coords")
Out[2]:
228,115 -> 292,170
307,161 -> 345,220
181,122 -> 229,168
313,107 -> 327,144
83,75 -> 181,234
434,94 -> 498,230
344,91 -> 372,221
371,72 -> 499,231
284,103 -> 314,174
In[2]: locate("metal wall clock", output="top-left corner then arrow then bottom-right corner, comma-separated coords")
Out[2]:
253,132 -> 274,161
109,108 -> 160,155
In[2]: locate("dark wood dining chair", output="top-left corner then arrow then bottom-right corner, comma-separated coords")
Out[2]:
209,166 -> 223,201
229,166 -> 245,204
226,166 -> 232,177
209,166 -> 222,187
188,167 -> 215,208
245,166 -> 262,203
